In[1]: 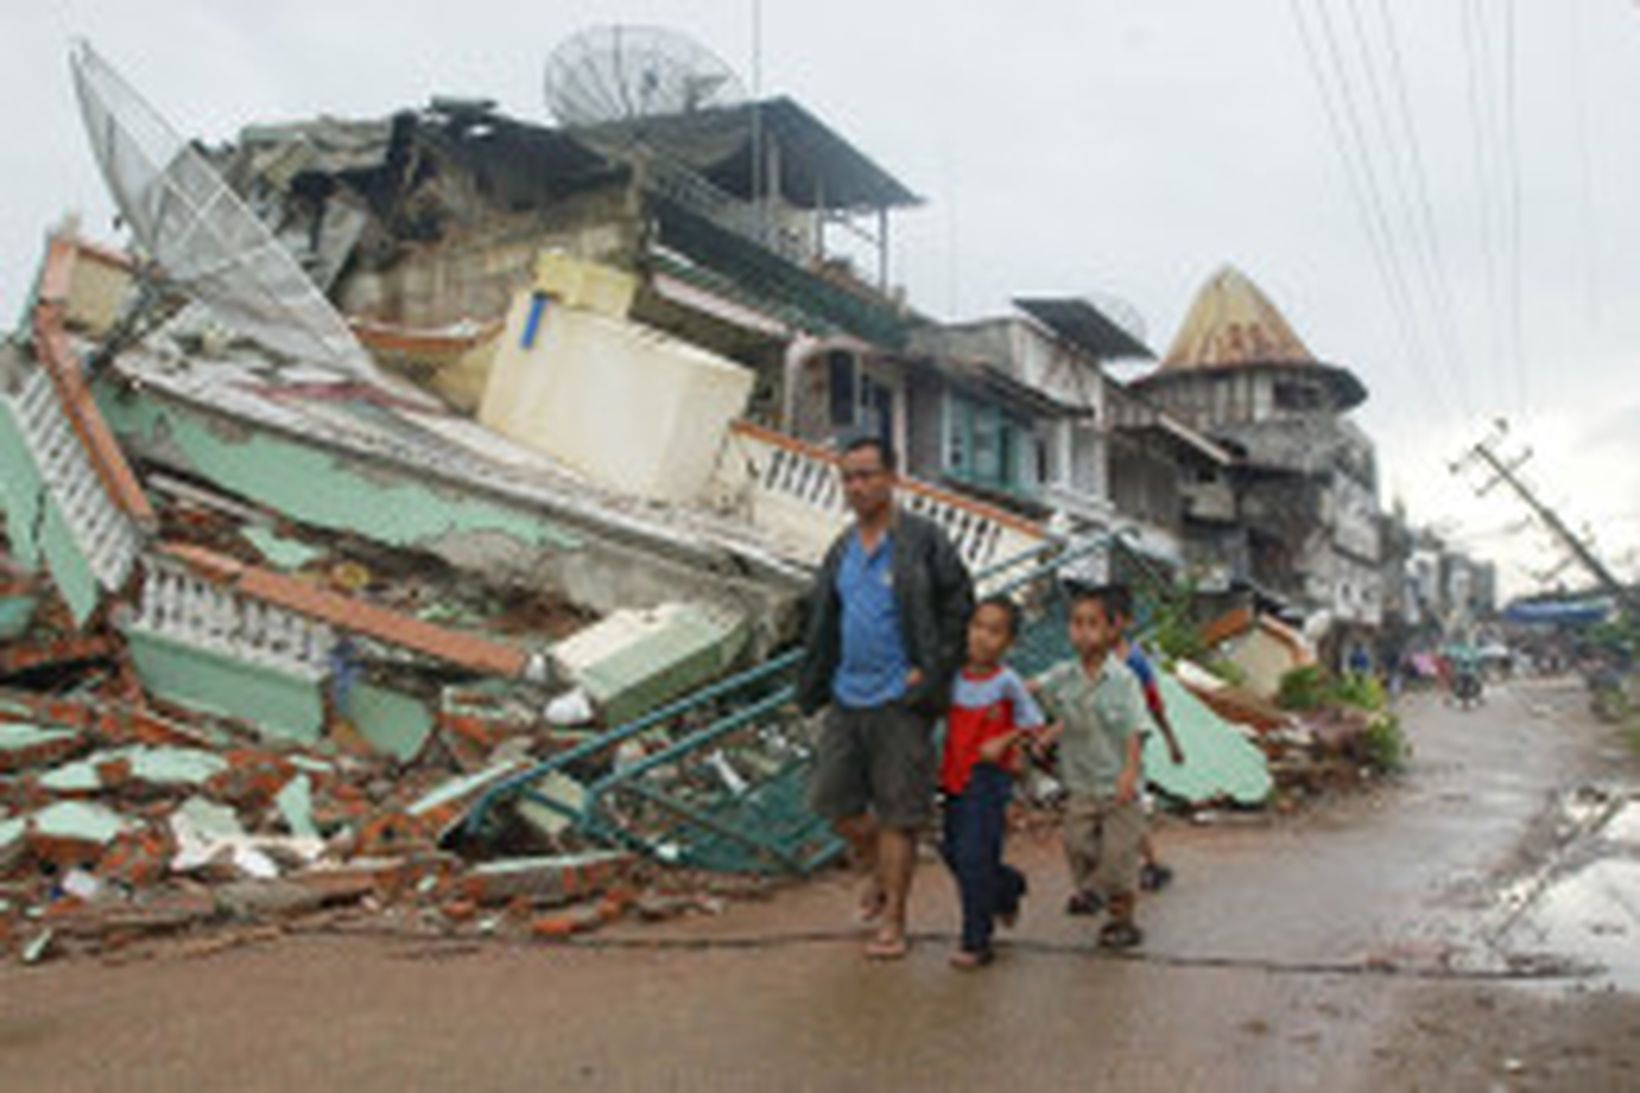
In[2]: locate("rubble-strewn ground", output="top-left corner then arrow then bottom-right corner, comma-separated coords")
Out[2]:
3,678 -> 1636,1091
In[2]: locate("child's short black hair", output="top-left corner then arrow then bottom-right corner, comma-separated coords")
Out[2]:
1064,580 -> 1130,622
974,594 -> 1022,638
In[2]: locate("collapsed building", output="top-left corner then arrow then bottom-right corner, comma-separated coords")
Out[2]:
0,37 -> 1295,961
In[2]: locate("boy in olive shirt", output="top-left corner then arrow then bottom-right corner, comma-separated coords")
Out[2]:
1034,583 -> 1149,948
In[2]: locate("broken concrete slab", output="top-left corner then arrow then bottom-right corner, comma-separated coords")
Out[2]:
125,630 -> 327,745
552,602 -> 748,726
0,723 -> 87,773
459,850 -> 633,907
28,800 -> 133,863
516,771 -> 588,841
275,774 -> 317,839
41,746 -> 230,794
0,816 -> 25,872
0,592 -> 36,642
214,879 -> 325,920
342,682 -> 434,763
480,286 -> 754,504
241,525 -> 325,571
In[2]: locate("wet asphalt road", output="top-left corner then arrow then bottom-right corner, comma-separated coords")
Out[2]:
3,677 -> 1637,1091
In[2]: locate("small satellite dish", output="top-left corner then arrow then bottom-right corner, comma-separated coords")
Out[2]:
69,41 -> 383,383
544,25 -> 747,138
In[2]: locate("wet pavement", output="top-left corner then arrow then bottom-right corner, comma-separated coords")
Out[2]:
3,676 -> 1638,1091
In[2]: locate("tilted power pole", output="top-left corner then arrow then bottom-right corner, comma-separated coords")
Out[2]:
1451,423 -> 1638,614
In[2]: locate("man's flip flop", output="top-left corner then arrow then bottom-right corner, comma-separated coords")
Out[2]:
864,933 -> 909,961
856,885 -> 886,925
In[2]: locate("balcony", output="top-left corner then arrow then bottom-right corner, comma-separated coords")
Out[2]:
711,421 -> 1048,572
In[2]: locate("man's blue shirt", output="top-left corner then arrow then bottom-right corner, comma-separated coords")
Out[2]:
831,530 -> 910,709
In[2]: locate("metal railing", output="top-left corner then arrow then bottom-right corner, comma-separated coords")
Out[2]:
462,536 -> 1095,875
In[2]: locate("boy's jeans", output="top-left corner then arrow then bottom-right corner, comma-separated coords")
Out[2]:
940,763 -> 1026,953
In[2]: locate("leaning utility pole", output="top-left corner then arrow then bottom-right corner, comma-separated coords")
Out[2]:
1451,423 -> 1639,614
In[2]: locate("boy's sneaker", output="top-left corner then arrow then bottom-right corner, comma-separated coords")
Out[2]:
1098,919 -> 1144,950
1139,862 -> 1174,892
1064,890 -> 1104,916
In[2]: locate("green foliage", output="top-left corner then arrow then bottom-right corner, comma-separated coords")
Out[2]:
1276,664 -> 1330,711
1330,671 -> 1388,712
1362,712 -> 1405,774
1277,665 -> 1388,713
1203,657 -> 1249,687
1140,576 -> 1205,665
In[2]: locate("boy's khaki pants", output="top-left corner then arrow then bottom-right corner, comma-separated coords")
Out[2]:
1063,795 -> 1145,900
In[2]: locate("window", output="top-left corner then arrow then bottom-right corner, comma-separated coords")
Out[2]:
827,351 -> 856,427
944,392 -> 1028,494
1274,381 -> 1323,411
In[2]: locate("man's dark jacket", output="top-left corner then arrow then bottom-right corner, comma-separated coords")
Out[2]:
796,509 -> 975,716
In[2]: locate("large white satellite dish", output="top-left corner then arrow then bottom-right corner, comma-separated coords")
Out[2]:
70,41 -> 383,383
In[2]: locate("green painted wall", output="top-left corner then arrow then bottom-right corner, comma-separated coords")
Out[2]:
125,630 -> 326,744
95,383 -> 581,556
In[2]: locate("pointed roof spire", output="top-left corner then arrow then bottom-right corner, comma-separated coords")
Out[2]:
1161,266 -> 1316,371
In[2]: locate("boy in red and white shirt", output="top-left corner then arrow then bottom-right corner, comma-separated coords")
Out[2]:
939,595 -> 1045,968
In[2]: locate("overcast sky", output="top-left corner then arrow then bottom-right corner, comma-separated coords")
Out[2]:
5,1 -> 1638,598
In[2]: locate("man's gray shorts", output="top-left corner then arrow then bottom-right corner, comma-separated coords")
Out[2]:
809,703 -> 935,830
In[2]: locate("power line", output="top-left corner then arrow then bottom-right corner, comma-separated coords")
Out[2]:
1501,0 -> 1528,426
1372,0 -> 1476,417
1290,0 -> 1453,422
1458,0 -> 1509,420
1339,0 -> 1468,418
1566,0 -> 1604,327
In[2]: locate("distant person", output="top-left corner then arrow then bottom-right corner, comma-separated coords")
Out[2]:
1102,584 -> 1185,896
937,595 -> 1045,969
1034,583 -> 1151,949
797,435 -> 974,961
1347,644 -> 1372,678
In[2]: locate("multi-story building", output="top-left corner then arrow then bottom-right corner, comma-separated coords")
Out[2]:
1130,266 -> 1382,650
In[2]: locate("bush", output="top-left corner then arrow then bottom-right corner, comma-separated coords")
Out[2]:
1362,712 -> 1405,773
1331,671 -> 1387,712
1203,657 -> 1249,687
1276,665 -> 1330,711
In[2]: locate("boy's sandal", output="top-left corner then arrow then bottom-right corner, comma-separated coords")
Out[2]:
1064,890 -> 1104,916
1098,920 -> 1144,950
949,947 -> 994,970
1139,863 -> 1174,892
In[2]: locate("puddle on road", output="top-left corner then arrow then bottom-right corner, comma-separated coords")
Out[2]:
1515,858 -> 1640,991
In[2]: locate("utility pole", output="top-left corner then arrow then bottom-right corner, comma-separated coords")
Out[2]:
1451,422 -> 1638,614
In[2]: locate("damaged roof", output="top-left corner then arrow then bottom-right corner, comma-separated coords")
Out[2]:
1014,296 -> 1154,362
572,97 -> 920,210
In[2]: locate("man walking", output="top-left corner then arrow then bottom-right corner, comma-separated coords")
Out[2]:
798,435 -> 975,960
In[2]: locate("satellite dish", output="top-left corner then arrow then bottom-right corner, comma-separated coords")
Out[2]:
69,41 -> 383,383
544,25 -> 746,137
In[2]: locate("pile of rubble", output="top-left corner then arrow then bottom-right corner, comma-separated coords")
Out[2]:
0,557 -> 761,965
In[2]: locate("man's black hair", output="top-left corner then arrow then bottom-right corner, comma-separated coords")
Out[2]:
840,432 -> 898,473
975,594 -> 1022,638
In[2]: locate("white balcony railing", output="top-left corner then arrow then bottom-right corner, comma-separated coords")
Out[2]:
712,422 -> 1047,571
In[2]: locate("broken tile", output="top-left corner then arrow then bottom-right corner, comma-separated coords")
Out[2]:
275,774 -> 317,839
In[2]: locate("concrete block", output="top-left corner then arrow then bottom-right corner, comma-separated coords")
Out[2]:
0,723 -> 87,773
28,801 -> 133,864
553,603 -> 748,726
459,850 -> 632,907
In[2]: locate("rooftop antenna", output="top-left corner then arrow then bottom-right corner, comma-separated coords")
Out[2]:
543,25 -> 747,144
69,41 -> 383,383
